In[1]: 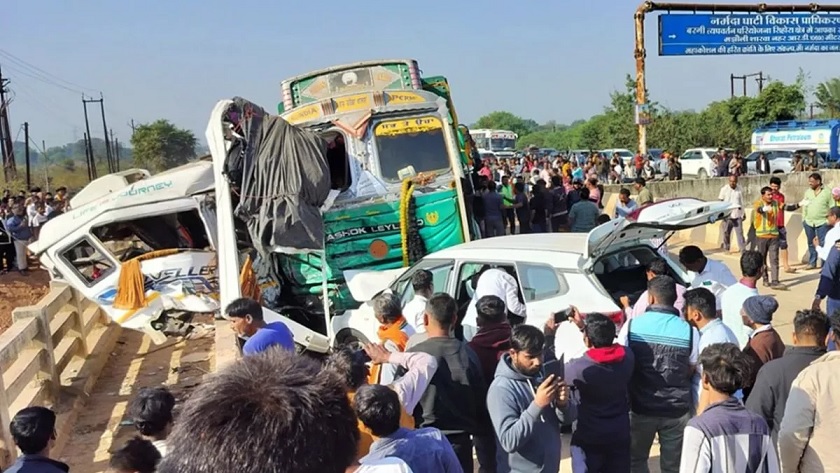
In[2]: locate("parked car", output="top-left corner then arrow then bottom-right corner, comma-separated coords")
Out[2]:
745,149 -> 828,175
330,198 -> 736,347
679,148 -> 734,179
744,150 -> 792,175
601,148 -> 635,164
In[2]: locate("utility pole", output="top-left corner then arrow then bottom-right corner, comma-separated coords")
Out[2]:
730,72 -> 765,98
83,132 -> 94,181
0,66 -> 16,182
23,122 -> 30,189
82,97 -> 95,174
99,93 -> 114,174
110,128 -> 118,172
42,140 -> 49,192
82,95 -> 113,175
114,136 -> 121,171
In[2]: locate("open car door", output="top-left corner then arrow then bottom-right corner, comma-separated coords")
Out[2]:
584,197 -> 737,260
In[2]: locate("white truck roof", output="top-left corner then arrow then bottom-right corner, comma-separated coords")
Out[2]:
31,161 -> 215,255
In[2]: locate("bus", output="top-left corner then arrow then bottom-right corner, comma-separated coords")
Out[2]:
752,120 -> 840,161
208,59 -> 479,345
469,129 -> 518,158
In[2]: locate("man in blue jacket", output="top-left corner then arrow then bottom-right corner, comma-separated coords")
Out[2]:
813,240 -> 840,350
813,240 -> 840,318
566,313 -> 635,473
487,325 -> 577,473
617,275 -> 699,473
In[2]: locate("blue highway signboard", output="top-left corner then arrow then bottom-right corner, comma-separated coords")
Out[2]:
659,13 -> 840,56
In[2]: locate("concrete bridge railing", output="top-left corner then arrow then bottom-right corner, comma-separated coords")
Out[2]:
0,281 -> 121,468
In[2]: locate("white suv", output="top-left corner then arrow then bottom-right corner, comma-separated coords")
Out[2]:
679,148 -> 726,179
330,198 -> 736,347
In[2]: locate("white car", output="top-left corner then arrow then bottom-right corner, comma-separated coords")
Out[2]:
680,148 -> 732,179
330,198 -> 736,347
745,150 -> 827,175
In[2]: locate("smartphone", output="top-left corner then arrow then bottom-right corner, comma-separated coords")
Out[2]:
554,308 -> 573,324
542,356 -> 565,381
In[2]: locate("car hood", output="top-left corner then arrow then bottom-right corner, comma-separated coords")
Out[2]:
584,197 -> 737,260
344,267 -> 409,303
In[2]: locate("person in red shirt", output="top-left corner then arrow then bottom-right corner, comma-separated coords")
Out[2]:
769,176 -> 796,274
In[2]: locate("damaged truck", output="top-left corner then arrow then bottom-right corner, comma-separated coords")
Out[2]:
30,59 -> 480,351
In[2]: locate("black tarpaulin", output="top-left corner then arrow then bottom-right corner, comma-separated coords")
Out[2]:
223,97 -> 331,255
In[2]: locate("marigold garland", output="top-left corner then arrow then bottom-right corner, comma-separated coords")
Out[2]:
399,179 -> 413,267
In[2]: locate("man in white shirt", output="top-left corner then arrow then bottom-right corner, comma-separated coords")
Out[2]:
621,258 -> 687,319
719,175 -> 746,253
553,306 -> 588,363
720,251 -> 764,348
462,267 -> 527,341
678,245 -> 738,312
402,270 -> 433,333
815,206 -> 840,261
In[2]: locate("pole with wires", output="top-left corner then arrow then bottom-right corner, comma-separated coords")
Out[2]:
0,66 -> 16,181
24,121 -> 30,189
42,140 -> 49,192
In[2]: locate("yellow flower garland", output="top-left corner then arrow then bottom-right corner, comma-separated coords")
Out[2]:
399,179 -> 414,267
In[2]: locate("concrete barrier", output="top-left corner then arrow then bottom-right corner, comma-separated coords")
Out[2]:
601,170 -> 840,265
603,169 -> 840,205
0,281 -> 120,468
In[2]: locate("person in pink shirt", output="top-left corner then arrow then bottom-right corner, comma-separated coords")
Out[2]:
620,258 -> 687,319
586,178 -> 601,205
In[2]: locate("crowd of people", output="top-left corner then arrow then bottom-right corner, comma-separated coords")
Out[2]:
473,151 -> 657,237
717,172 -> 840,292
3,149 -> 840,473
0,187 -> 69,274
7,232 -> 840,473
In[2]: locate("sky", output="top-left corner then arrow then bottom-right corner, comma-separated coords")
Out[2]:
2,0 -> 838,149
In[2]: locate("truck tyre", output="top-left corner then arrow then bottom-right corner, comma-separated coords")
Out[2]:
334,329 -> 370,350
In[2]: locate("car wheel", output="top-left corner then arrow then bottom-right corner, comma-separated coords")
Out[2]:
334,328 -> 370,350
697,169 -> 708,179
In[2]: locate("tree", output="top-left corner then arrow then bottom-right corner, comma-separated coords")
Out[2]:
815,78 -> 840,117
474,111 -> 536,136
61,159 -> 76,172
130,119 -> 197,172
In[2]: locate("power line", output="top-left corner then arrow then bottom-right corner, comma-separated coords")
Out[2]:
0,49 -> 99,95
0,62 -> 85,96
9,83 -> 78,128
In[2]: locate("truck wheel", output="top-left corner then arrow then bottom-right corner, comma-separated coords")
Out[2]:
334,329 -> 370,350
697,169 -> 708,179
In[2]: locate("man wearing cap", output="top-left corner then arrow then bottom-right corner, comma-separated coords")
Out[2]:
741,295 -> 785,401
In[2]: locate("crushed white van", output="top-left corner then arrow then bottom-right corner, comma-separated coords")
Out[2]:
29,159 -> 330,351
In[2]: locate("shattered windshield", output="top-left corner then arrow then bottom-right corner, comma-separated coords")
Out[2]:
375,116 -> 451,183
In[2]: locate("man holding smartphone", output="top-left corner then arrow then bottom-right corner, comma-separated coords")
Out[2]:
487,325 -> 577,473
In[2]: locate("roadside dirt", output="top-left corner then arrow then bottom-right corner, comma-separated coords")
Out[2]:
60,316 -> 216,473
0,268 -> 51,332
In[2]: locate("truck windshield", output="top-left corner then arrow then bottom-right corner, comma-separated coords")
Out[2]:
376,129 -> 450,182
490,138 -> 516,150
